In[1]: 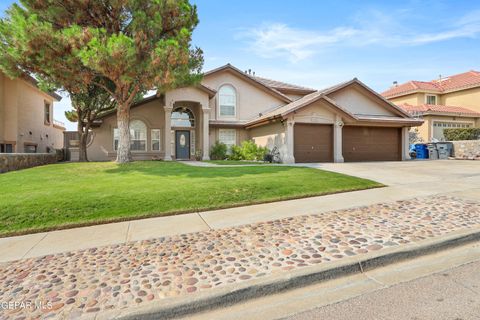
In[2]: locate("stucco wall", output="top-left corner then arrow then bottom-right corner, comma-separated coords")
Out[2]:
208,127 -> 249,148
441,87 -> 480,112
0,153 -> 59,173
88,99 -> 167,161
202,70 -> 285,122
0,72 -> 63,153
249,122 -> 287,161
451,140 -> 480,160
388,93 -> 424,106
291,100 -> 337,124
328,86 -> 397,116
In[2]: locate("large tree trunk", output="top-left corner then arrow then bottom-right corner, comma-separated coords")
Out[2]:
116,105 -> 131,163
77,119 -> 88,162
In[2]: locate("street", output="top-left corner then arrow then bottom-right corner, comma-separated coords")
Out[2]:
285,260 -> 480,320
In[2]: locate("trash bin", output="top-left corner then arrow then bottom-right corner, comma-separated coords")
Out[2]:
414,144 -> 429,159
427,143 -> 438,160
436,143 -> 451,159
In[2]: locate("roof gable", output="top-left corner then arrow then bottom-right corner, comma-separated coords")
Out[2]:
203,64 -> 292,103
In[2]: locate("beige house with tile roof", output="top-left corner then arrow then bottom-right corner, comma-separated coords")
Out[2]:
86,64 -> 422,163
382,71 -> 480,142
0,71 -> 64,153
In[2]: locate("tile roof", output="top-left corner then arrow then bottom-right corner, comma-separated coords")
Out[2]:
399,103 -> 480,117
382,70 -> 480,98
252,76 -> 316,93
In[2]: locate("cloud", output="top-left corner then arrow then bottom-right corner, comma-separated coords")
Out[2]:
238,10 -> 480,62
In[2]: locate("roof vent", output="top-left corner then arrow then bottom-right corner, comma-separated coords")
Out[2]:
259,112 -> 263,117
393,81 -> 398,87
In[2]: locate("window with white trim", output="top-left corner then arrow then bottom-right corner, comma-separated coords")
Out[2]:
113,120 -> 147,151
425,95 -> 437,105
151,129 -> 161,151
219,129 -> 236,149
219,85 -> 236,117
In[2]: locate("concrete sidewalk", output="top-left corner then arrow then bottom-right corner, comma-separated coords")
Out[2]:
1,160 -> 479,262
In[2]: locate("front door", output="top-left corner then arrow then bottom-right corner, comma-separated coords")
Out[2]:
175,130 -> 190,160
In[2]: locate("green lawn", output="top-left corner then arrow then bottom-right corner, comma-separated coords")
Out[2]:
206,160 -> 270,165
0,161 -> 382,236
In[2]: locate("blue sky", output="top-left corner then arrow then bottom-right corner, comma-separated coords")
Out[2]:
2,0 -> 480,130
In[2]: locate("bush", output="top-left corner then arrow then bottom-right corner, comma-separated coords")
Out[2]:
443,128 -> 480,141
227,140 -> 268,161
210,141 -> 227,160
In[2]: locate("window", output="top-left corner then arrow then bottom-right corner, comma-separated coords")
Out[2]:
113,120 -> 147,151
44,102 -> 51,124
24,144 -> 37,153
171,107 -> 195,127
0,143 -> 13,153
219,129 -> 236,149
425,95 -> 437,105
151,129 -> 161,151
219,85 -> 236,117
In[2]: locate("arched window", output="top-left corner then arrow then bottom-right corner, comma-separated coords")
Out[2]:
171,107 -> 195,127
219,85 -> 236,117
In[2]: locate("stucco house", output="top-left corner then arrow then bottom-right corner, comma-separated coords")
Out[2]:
0,71 -> 65,153
87,64 -> 422,163
382,71 -> 480,142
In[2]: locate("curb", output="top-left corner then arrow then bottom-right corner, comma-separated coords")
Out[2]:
92,228 -> 480,320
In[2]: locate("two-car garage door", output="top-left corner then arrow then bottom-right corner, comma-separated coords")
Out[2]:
293,123 -> 401,162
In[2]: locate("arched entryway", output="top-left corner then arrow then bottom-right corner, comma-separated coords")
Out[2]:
171,106 -> 195,160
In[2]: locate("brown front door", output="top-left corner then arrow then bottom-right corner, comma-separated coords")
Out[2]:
294,123 -> 333,163
342,126 -> 401,162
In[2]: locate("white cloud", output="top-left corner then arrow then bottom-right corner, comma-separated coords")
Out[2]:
238,10 -> 480,62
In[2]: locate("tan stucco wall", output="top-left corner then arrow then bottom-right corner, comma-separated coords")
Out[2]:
202,70 -> 285,122
441,87 -> 480,112
328,86 -> 397,116
0,72 -> 63,153
249,121 -> 287,161
388,93 -> 424,106
291,100 -> 337,124
88,99 -> 167,161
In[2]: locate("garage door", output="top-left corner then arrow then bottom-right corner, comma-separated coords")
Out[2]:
294,123 -> 333,162
342,126 -> 401,162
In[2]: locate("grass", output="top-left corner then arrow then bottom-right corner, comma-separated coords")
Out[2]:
0,161 -> 382,236
206,160 -> 270,165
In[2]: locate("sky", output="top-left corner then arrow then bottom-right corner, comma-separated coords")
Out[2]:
1,0 -> 480,130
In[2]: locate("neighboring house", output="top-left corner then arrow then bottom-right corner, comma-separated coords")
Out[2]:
87,64 -> 422,163
0,71 -> 65,153
382,71 -> 480,142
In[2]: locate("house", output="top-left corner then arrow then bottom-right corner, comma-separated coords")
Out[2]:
382,71 -> 480,142
86,64 -> 422,163
0,71 -> 65,153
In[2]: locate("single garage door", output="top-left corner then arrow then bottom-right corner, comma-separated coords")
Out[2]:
294,123 -> 333,162
342,126 -> 401,162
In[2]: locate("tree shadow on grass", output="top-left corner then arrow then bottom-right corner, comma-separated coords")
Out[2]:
103,161 -> 302,179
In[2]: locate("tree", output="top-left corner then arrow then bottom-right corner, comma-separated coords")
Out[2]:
0,0 -> 203,163
65,85 -> 117,162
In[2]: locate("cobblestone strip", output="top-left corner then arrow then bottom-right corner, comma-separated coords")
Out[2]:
0,195 -> 479,319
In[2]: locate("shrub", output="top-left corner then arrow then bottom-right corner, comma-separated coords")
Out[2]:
210,141 -> 227,160
227,140 -> 269,161
443,128 -> 480,141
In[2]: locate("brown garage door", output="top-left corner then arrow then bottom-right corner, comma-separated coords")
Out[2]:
294,123 -> 333,162
342,126 -> 401,162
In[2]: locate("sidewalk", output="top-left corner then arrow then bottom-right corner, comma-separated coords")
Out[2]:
1,194 -> 479,319
1,160 -> 479,262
